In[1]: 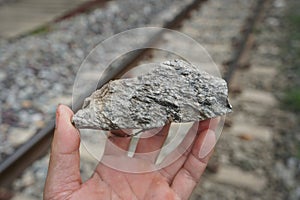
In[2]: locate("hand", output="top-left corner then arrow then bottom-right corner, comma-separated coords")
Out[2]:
44,104 -> 219,200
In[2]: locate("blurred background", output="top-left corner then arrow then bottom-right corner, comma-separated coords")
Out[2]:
0,0 -> 299,199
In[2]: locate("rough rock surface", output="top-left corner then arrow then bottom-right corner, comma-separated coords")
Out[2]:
72,59 -> 232,130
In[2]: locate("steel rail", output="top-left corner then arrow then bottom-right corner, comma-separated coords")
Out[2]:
224,0 -> 269,84
0,0 -> 206,187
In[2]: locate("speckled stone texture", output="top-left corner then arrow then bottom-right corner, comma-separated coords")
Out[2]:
73,59 -> 232,130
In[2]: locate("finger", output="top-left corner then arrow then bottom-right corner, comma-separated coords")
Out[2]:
171,128 -> 216,199
158,121 -> 198,183
159,117 -> 219,183
133,124 -> 171,162
44,105 -> 81,197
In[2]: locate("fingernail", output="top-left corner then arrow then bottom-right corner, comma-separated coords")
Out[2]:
198,130 -> 216,159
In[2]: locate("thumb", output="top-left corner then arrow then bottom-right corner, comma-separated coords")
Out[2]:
44,104 -> 81,198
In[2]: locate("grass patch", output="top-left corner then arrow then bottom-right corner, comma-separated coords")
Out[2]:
287,10 -> 300,23
286,8 -> 300,35
282,2 -> 300,111
297,144 -> 300,159
284,2 -> 300,49
28,25 -> 50,36
283,89 -> 300,111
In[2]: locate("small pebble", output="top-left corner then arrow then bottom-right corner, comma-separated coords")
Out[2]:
238,134 -> 253,141
21,100 -> 33,109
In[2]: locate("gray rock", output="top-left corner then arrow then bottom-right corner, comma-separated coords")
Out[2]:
73,59 -> 232,130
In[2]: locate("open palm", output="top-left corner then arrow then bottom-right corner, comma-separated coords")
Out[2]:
44,105 -> 218,200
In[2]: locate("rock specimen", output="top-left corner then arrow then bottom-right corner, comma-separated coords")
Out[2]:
72,59 -> 232,130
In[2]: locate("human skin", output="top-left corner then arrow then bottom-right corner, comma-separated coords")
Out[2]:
44,104 -> 218,200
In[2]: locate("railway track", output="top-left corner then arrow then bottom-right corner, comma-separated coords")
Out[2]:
0,0 -> 278,199
0,0 -> 110,39
0,0 -> 206,188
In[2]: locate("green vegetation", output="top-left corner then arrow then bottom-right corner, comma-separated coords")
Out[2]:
286,7 -> 300,40
282,0 -> 300,165
28,25 -> 50,36
284,89 -> 300,111
282,1 -> 300,112
297,143 -> 300,159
